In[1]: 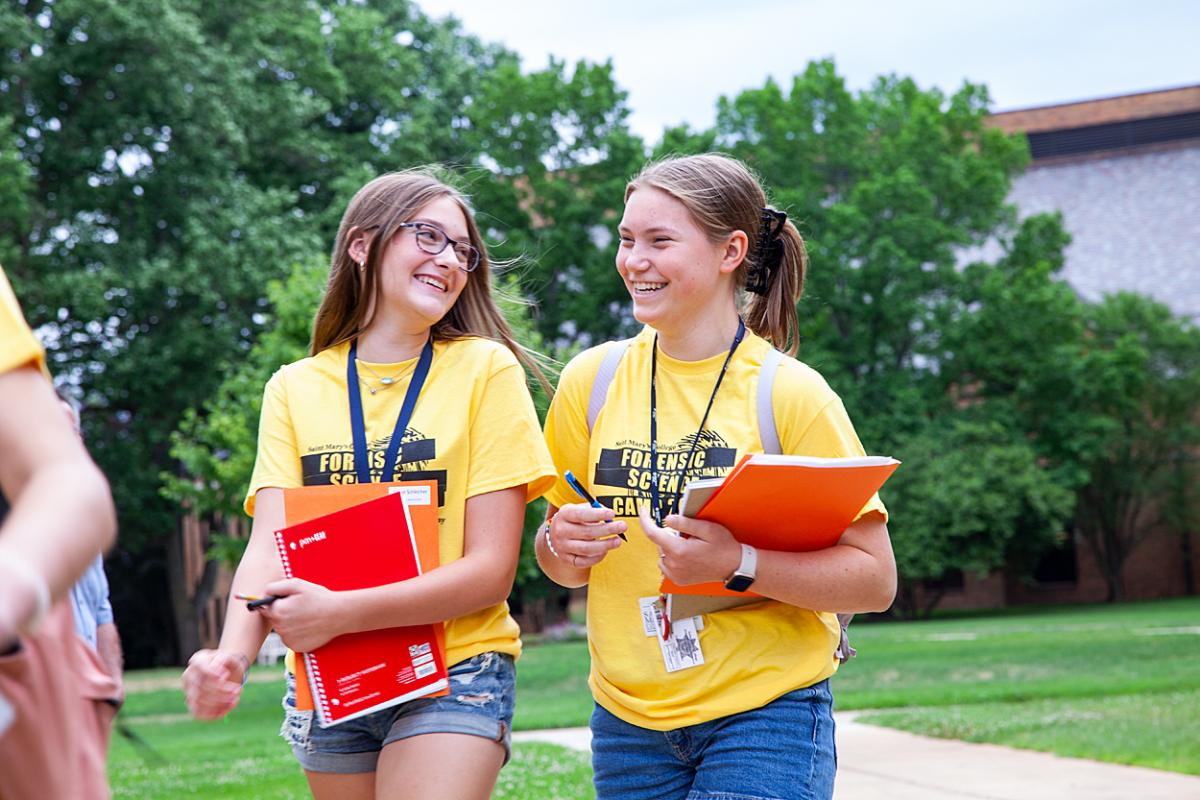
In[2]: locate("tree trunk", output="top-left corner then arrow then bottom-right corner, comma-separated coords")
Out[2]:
165,525 -> 196,664
1180,530 -> 1196,596
165,515 -> 222,662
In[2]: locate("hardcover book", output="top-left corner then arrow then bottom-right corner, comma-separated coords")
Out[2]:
660,454 -> 900,616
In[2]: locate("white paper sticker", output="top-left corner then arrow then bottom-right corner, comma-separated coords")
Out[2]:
389,485 -> 432,506
658,616 -> 705,673
639,596 -> 661,637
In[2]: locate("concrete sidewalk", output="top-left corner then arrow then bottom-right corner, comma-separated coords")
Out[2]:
513,713 -> 1200,799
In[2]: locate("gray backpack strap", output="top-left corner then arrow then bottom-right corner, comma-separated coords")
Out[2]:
757,348 -> 784,455
755,348 -> 858,655
587,339 -> 633,435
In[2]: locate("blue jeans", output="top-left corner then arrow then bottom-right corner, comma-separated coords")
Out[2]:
591,680 -> 837,800
281,651 -> 515,773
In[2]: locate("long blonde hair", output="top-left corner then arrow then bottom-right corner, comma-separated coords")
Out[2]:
311,168 -> 550,391
626,153 -> 806,355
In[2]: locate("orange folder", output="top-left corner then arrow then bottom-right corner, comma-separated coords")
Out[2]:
280,480 -> 448,709
660,454 -> 899,598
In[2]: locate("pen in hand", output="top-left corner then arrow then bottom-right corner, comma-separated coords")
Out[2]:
234,593 -> 279,610
564,470 -> 627,541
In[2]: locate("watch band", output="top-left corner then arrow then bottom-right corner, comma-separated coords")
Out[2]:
724,543 -> 758,592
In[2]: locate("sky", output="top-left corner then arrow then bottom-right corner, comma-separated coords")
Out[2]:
417,0 -> 1199,142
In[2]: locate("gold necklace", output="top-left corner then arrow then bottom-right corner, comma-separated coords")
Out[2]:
356,359 -> 416,395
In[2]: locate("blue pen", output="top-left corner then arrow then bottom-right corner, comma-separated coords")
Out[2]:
564,470 -> 627,541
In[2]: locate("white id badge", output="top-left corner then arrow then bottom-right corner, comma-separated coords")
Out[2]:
658,616 -> 705,673
639,596 -> 661,637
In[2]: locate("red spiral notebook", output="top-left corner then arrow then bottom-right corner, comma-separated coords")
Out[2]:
274,490 -> 449,727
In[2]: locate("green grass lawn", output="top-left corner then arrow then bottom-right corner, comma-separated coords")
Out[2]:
109,598 -> 1200,796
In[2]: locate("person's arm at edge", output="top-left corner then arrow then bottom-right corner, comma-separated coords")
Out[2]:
0,365 -> 116,637
96,622 -> 124,696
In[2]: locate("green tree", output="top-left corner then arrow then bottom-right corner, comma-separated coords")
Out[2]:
459,57 -> 646,346
1,0 -> 639,662
885,419 -> 1074,617
1066,294 -> 1200,601
680,61 -> 1078,609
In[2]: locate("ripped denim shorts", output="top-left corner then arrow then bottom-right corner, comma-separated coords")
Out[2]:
281,650 -> 516,774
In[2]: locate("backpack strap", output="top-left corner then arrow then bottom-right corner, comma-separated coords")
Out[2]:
587,339 -> 633,435
757,348 -> 784,455
758,347 -> 858,657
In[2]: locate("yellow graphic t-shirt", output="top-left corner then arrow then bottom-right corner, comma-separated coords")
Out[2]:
544,326 -> 888,730
0,267 -> 45,377
246,336 -> 556,666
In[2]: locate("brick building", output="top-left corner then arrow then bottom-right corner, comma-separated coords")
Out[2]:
931,86 -> 1200,611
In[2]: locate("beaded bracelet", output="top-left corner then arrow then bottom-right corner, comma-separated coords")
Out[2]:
540,513 -> 561,559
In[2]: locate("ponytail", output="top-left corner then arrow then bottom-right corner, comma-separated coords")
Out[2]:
744,210 -> 805,356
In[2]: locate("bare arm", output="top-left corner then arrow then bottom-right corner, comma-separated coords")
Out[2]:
96,622 -> 124,693
260,485 -> 532,652
0,365 -> 116,645
644,507 -> 896,613
182,488 -> 284,719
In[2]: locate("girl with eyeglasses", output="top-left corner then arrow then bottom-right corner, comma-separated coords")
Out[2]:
183,169 -> 555,799
538,154 -> 896,800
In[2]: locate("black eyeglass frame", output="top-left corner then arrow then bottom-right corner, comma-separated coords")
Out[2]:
397,222 -> 481,272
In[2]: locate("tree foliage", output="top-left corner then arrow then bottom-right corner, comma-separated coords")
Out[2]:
6,4 -> 1196,658
1,0 -> 638,663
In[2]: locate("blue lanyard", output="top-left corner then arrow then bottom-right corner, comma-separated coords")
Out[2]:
346,337 -> 434,484
648,318 -> 745,526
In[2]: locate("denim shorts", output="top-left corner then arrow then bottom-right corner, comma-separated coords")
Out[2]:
590,679 -> 837,800
281,651 -> 515,774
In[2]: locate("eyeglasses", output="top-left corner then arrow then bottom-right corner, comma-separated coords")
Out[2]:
398,222 -> 481,272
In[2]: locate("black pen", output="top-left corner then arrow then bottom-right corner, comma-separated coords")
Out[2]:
564,470 -> 627,541
234,593 -> 280,610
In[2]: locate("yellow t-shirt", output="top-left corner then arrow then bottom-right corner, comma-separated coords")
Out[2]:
245,336 -> 556,666
544,326 -> 888,730
0,267 -> 45,376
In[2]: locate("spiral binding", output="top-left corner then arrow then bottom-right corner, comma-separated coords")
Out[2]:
273,531 -> 332,724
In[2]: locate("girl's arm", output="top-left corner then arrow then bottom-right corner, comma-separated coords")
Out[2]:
259,484 -> 529,652
182,488 -> 285,719
643,507 -> 896,613
0,365 -> 116,646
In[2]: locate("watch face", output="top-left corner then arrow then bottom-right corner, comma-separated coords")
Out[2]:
724,574 -> 755,593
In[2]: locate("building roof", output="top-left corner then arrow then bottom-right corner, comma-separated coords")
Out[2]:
989,84 -> 1200,134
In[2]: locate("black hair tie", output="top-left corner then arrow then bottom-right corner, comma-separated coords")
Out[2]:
747,208 -> 787,296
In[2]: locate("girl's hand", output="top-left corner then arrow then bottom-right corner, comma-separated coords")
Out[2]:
258,578 -> 345,653
182,649 -> 248,720
639,505 -> 742,586
547,502 -> 625,569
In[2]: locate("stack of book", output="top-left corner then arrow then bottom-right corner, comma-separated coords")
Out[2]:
275,481 -> 448,727
663,454 -> 900,621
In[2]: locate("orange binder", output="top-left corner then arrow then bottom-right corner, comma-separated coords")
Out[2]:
660,454 -> 899,599
281,480 -> 447,709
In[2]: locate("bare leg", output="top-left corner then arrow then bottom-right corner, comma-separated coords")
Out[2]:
376,733 -> 506,800
305,770 -> 375,800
